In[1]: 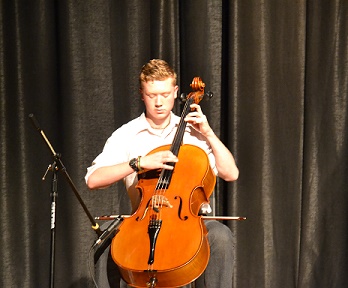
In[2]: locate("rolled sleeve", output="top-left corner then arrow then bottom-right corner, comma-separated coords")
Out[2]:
85,129 -> 129,183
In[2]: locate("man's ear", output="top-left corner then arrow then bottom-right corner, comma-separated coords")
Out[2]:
139,88 -> 144,101
174,85 -> 179,99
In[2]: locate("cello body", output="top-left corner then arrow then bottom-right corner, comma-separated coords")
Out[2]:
111,144 -> 215,287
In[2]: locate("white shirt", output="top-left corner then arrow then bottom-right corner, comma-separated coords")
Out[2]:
85,112 -> 216,213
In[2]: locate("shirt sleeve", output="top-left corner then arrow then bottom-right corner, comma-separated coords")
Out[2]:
85,128 -> 129,183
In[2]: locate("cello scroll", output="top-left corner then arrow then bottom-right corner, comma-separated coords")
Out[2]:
180,77 -> 213,104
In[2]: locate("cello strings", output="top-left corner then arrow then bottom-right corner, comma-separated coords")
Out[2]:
150,96 -> 193,216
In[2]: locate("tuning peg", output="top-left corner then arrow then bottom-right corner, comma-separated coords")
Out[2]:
205,91 -> 213,99
180,93 -> 187,102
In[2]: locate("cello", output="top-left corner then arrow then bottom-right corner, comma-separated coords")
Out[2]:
111,77 -> 215,287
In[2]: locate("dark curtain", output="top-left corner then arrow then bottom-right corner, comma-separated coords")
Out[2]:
1,0 -> 347,287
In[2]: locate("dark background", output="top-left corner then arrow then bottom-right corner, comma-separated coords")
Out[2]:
1,0 -> 347,287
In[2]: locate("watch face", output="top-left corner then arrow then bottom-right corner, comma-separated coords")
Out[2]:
129,158 -> 138,171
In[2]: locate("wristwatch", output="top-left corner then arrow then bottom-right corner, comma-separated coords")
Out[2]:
129,157 -> 140,172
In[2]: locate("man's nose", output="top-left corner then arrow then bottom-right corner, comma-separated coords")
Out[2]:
155,96 -> 163,106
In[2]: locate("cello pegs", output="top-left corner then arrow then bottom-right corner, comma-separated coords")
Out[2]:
180,93 -> 187,102
205,91 -> 213,99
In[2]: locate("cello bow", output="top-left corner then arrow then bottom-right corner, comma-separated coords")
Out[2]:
95,215 -> 247,221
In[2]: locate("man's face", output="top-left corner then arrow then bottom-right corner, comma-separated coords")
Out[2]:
140,77 -> 178,122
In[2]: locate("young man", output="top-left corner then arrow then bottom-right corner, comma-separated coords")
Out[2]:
86,59 -> 239,288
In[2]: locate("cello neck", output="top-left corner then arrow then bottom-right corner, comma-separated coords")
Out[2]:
170,97 -> 194,156
156,77 -> 207,189
157,97 -> 194,188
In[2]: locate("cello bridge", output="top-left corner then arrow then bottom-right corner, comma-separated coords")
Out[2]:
151,195 -> 173,212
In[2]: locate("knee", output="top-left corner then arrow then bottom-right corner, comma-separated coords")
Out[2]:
206,221 -> 234,252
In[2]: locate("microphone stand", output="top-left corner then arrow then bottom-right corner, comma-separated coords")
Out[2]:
28,114 -> 102,288
49,160 -> 58,288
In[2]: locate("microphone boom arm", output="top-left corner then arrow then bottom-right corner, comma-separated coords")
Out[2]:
28,113 -> 102,237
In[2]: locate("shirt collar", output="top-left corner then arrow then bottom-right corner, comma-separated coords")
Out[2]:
137,112 -> 179,135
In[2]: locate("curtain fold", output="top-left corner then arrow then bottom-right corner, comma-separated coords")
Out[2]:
227,1 -> 307,287
298,1 -> 348,287
1,0 -> 347,287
